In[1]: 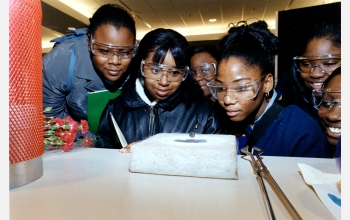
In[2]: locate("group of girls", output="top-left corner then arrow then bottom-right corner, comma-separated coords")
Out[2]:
42,4 -> 341,158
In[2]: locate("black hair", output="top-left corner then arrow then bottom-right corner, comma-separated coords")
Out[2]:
126,28 -> 203,101
218,20 -> 280,77
189,44 -> 219,61
136,28 -> 190,67
88,4 -> 136,40
295,21 -> 341,56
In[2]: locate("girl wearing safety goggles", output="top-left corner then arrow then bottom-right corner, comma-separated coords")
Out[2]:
276,21 -> 340,121
96,28 -> 228,150
314,67 -> 341,155
43,4 -> 137,132
190,45 -> 219,101
209,20 -> 332,158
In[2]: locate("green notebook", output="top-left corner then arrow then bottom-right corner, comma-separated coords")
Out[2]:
87,88 -> 122,134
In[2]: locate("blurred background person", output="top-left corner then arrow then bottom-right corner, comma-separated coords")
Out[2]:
190,44 -> 219,102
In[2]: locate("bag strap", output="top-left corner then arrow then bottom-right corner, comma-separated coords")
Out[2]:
66,42 -> 77,93
50,28 -> 89,48
246,101 -> 285,149
49,28 -> 89,93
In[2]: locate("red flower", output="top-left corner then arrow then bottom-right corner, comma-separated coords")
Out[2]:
62,142 -> 74,151
60,132 -> 76,144
80,120 -> 89,134
44,109 -> 93,152
63,116 -> 79,133
53,117 -> 64,126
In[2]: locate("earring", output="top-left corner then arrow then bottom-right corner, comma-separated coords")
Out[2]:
265,91 -> 270,103
264,92 -> 269,98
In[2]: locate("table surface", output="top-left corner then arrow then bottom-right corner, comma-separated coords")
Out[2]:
10,147 -> 339,220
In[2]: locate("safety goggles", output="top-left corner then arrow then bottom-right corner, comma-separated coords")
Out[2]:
90,35 -> 138,59
293,54 -> 341,75
140,60 -> 189,82
191,63 -> 217,79
312,88 -> 341,110
207,76 -> 265,102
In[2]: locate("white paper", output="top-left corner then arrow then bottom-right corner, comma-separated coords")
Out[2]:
298,163 -> 341,220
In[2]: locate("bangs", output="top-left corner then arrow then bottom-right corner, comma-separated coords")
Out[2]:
151,45 -> 187,68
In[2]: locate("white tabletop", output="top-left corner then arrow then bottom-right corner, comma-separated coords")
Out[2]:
10,147 -> 339,220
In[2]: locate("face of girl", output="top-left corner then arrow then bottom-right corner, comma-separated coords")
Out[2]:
143,51 -> 182,102
190,52 -> 217,96
216,57 -> 273,122
299,37 -> 341,91
318,74 -> 341,146
88,24 -> 135,82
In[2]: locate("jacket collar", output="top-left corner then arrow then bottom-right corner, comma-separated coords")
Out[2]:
123,79 -> 182,111
135,78 -> 158,106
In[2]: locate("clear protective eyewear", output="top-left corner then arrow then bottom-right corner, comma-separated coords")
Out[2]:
140,60 -> 189,82
207,76 -> 265,102
293,54 -> 341,74
191,63 -> 217,79
90,35 -> 138,59
312,88 -> 341,110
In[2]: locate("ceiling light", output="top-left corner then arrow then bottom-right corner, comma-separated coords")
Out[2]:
59,0 -> 97,18
209,19 -> 217,23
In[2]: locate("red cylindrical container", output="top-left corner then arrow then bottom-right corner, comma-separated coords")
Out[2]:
9,0 -> 43,189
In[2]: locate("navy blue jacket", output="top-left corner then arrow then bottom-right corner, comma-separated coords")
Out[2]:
244,104 -> 332,158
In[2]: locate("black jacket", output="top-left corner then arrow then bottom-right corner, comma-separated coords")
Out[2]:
96,86 -> 228,149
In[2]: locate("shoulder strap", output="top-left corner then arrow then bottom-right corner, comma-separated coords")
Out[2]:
66,42 -> 77,93
49,28 -> 89,93
246,101 -> 285,149
50,28 -> 89,48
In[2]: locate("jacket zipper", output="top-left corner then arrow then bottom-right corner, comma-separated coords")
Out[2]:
148,106 -> 154,137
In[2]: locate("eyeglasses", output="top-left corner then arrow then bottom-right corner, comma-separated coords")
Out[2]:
90,35 -> 138,59
293,54 -> 341,74
207,76 -> 265,102
140,60 -> 189,82
319,99 -> 341,111
312,88 -> 341,110
191,63 -> 217,79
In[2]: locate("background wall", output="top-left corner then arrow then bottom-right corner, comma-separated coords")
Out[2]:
276,2 -> 341,81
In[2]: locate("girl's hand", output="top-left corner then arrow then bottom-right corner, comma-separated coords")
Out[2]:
119,142 -> 137,153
